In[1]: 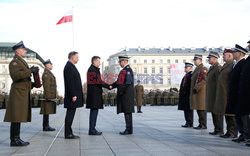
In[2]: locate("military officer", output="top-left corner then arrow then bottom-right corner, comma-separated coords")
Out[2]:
110,55 -> 135,135
226,44 -> 248,143
190,54 -> 207,129
206,52 -> 223,135
4,41 -> 39,146
178,62 -> 193,128
0,92 -> 4,108
214,49 -> 236,138
134,80 -> 144,113
40,59 -> 57,131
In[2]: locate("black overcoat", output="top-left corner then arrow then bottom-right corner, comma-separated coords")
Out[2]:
178,71 -> 192,111
63,61 -> 84,109
86,65 -> 109,109
111,65 -> 135,114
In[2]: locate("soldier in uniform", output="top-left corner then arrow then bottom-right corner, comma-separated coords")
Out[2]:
206,52 -> 223,135
110,55 -> 135,135
134,80 -> 144,113
178,62 -> 193,128
190,54 -> 207,130
226,44 -> 247,143
4,41 -> 39,146
213,49 -> 236,138
40,59 -> 57,131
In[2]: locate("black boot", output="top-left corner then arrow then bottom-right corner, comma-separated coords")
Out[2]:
43,115 -> 55,131
120,113 -> 133,135
10,123 -> 29,146
138,106 -> 142,113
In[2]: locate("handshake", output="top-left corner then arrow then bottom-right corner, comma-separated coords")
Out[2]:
108,85 -> 113,90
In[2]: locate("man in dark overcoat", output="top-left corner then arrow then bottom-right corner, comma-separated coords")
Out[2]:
86,56 -> 109,135
63,51 -> 83,139
110,55 -> 135,135
178,62 -> 193,128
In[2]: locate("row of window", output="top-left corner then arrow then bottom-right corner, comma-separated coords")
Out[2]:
131,59 -> 187,64
136,78 -> 172,85
133,67 -> 171,74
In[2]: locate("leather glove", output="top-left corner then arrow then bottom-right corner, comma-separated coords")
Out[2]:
30,66 -> 39,73
31,82 -> 36,88
46,99 -> 51,102
193,89 -> 197,94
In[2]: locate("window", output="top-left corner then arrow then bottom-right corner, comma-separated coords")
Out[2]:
160,78 -> 163,84
144,68 -> 147,74
160,67 -> 163,74
144,59 -> 147,63
167,59 -> 170,63
160,59 -> 163,63
168,67 -> 170,73
152,59 -> 155,63
168,78 -> 171,85
133,59 -> 136,63
183,59 -> 186,63
152,67 -> 155,74
175,59 -> 178,63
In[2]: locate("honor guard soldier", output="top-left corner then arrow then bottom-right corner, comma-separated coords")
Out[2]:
40,59 -> 57,131
206,52 -> 223,135
190,54 -> 208,129
214,49 -> 236,138
110,55 -> 135,135
4,41 -> 39,146
178,62 -> 194,128
226,44 -> 248,143
134,80 -> 144,113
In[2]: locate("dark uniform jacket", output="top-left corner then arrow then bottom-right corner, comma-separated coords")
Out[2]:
237,56 -> 250,115
40,69 -> 57,114
63,61 -> 83,109
4,55 -> 32,122
226,58 -> 245,114
86,64 -> 109,109
111,64 -> 135,114
178,71 -> 192,111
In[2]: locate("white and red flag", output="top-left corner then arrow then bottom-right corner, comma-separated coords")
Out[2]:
56,10 -> 73,25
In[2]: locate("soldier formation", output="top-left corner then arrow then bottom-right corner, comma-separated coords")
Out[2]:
178,41 -> 250,147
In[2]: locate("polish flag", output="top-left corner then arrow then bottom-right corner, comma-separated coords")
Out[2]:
56,10 -> 73,25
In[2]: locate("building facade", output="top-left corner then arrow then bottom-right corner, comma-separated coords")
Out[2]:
102,47 -> 237,90
0,42 -> 45,94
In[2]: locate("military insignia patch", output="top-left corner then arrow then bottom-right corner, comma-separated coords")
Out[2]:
44,74 -> 48,77
127,71 -> 130,74
12,62 -> 17,66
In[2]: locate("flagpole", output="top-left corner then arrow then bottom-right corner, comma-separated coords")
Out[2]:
72,6 -> 75,50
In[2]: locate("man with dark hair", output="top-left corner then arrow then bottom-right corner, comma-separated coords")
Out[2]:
4,41 -> 39,146
63,51 -> 83,139
86,56 -> 109,135
109,55 -> 135,135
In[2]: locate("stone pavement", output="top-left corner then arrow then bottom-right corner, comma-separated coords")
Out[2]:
0,105 -> 250,156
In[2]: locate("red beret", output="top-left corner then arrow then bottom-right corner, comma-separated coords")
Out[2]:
223,49 -> 233,53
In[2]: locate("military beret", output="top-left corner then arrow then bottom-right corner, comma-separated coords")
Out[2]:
184,62 -> 193,68
207,51 -> 220,58
232,44 -> 248,54
193,54 -> 202,60
12,41 -> 26,51
43,59 -> 52,65
223,49 -> 233,54
137,80 -> 140,82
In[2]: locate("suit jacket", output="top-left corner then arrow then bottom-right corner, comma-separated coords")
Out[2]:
63,61 -> 83,109
111,64 -> 135,114
226,58 -> 245,114
86,64 -> 109,109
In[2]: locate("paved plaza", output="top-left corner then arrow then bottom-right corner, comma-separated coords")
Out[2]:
0,105 -> 250,156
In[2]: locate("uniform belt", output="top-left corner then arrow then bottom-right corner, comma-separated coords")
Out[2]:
13,78 -> 31,83
50,85 -> 57,88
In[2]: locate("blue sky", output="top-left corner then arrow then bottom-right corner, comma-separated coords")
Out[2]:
0,0 -> 249,95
